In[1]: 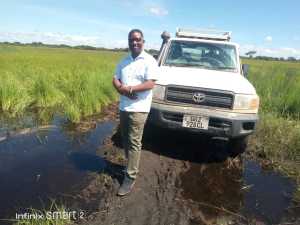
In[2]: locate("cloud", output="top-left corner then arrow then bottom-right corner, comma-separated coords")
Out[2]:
264,36 -> 273,42
0,31 -> 103,47
149,6 -> 168,16
0,31 -> 161,50
240,44 -> 300,59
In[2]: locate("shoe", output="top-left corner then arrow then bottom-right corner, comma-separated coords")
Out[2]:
117,175 -> 135,196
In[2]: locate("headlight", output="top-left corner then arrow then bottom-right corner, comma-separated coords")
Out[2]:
153,84 -> 166,101
233,94 -> 259,112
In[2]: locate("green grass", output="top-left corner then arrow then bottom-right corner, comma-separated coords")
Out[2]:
243,59 -> 300,119
0,73 -> 32,115
0,44 -> 125,122
244,58 -> 300,201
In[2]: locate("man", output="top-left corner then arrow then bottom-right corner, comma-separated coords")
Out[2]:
112,29 -> 158,196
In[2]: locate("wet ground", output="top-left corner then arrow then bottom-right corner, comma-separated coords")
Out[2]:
0,104 -> 299,225
0,105 -> 118,224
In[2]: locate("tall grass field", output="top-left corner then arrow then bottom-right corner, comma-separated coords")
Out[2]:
0,44 -> 124,122
244,59 -> 300,118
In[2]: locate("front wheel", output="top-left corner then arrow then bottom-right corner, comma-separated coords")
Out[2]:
228,136 -> 249,157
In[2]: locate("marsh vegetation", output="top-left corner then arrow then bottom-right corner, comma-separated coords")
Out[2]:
0,44 -> 124,122
244,58 -> 300,200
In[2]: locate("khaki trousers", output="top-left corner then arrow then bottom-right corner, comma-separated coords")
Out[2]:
119,111 -> 148,179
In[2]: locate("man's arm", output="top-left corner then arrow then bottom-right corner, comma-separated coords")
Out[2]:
130,80 -> 155,92
112,77 -> 123,95
113,76 -> 156,99
112,77 -> 138,99
119,79 -> 155,96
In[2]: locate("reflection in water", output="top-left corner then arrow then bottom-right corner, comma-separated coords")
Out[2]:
179,158 -> 295,224
144,127 -> 296,224
178,159 -> 244,224
69,152 -> 107,172
0,114 -> 116,222
242,160 -> 296,224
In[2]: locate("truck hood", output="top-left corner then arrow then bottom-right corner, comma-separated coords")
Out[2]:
156,66 -> 257,95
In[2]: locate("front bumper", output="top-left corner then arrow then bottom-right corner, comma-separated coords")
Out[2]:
148,102 -> 258,138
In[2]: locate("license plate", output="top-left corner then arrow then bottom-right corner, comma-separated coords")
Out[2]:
182,114 -> 209,130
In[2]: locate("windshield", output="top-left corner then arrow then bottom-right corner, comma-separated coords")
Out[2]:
163,40 -> 238,71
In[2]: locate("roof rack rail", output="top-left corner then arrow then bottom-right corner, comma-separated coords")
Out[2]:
176,28 -> 231,41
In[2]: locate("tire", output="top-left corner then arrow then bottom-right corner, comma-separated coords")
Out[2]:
228,136 -> 249,157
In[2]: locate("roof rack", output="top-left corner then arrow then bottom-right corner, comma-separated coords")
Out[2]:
176,28 -> 231,41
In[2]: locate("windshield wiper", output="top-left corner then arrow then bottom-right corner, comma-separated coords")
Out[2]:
165,62 -> 192,67
165,63 -> 208,68
216,66 -> 237,71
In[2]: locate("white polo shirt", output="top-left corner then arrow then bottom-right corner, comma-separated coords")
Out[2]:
114,50 -> 158,112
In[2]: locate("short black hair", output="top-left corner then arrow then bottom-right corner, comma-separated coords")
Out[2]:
128,29 -> 144,39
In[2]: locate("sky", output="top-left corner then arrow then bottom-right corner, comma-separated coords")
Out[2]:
1,0 -> 300,58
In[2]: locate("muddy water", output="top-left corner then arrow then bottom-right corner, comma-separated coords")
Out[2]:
0,112 -> 297,225
0,114 -> 116,222
179,159 -> 296,224
145,129 -> 297,225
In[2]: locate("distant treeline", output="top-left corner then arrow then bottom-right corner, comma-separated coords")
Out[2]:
2,41 -> 298,62
241,56 -> 299,62
0,41 -> 160,55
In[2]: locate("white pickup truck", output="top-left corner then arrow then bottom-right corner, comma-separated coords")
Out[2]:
148,28 -> 259,155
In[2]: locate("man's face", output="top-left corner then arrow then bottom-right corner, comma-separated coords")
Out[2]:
128,32 -> 144,57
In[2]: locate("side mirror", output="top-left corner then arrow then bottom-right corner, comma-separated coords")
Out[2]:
153,54 -> 158,60
242,64 -> 249,77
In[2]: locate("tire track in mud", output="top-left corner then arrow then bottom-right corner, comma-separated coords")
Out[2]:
153,158 -> 190,225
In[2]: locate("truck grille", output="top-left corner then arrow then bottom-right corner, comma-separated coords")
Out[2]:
166,86 -> 234,109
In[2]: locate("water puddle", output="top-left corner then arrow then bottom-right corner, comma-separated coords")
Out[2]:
0,114 -> 298,225
0,113 -> 117,222
144,128 -> 297,224
179,158 -> 296,225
